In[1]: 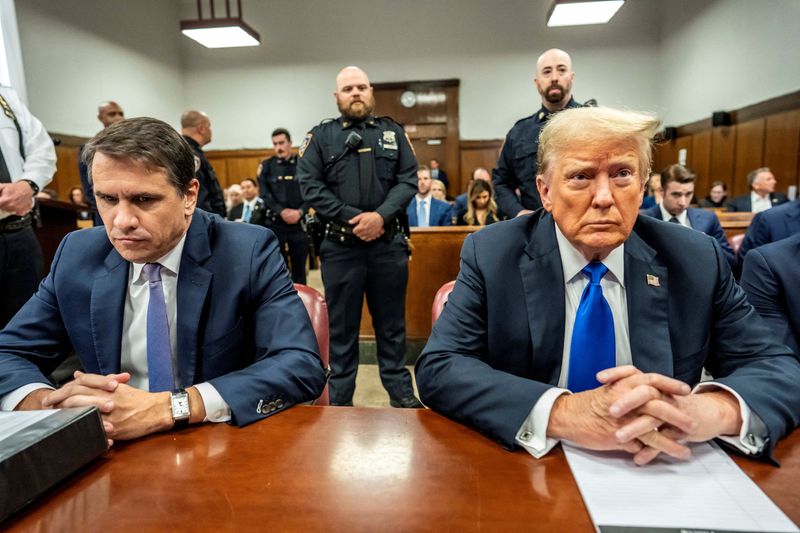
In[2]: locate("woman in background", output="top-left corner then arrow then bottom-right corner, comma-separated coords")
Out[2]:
700,180 -> 728,208
458,179 -> 499,226
430,179 -> 448,202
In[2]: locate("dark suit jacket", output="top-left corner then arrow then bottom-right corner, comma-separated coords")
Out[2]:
725,192 -> 788,212
738,200 -> 800,266
227,198 -> 269,226
0,210 -> 325,425
741,233 -> 800,355
407,197 -> 453,226
415,211 -> 800,454
641,205 -> 735,267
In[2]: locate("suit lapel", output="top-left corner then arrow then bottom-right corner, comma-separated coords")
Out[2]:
784,202 -> 800,234
175,215 -> 213,387
519,214 -> 566,384
408,198 -> 418,226
624,229 -> 673,376
90,248 -> 129,374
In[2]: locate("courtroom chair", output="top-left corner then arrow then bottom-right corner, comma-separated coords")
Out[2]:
431,280 -> 456,326
294,283 -> 330,406
729,233 -> 745,257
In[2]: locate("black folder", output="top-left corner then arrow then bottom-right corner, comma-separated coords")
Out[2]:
0,407 -> 107,521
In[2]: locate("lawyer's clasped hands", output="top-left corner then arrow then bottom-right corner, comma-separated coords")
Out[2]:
547,365 -> 743,465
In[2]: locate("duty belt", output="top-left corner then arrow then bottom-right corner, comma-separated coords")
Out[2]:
325,219 -> 401,246
0,213 -> 32,233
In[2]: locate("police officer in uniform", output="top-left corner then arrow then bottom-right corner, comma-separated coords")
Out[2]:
0,85 -> 56,328
181,110 -> 226,217
493,48 -> 582,218
297,66 -> 422,408
257,128 -> 308,284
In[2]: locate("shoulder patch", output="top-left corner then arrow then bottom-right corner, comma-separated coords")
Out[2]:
320,118 -> 335,125
256,162 -> 263,175
299,132 -> 313,158
404,132 -> 416,156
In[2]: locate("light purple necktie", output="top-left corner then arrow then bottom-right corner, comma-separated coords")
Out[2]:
143,263 -> 174,392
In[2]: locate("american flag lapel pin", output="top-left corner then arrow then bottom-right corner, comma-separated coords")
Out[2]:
646,274 -> 660,287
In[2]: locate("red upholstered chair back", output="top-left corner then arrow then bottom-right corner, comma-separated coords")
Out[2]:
293,283 -> 330,406
431,280 -> 457,326
729,233 -> 745,256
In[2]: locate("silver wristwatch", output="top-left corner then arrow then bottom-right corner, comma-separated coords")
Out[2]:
170,388 -> 190,428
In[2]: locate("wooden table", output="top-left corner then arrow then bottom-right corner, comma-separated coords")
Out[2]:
6,407 -> 799,532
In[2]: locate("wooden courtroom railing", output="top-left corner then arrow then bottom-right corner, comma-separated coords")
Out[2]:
35,198 -> 96,275
716,210 -> 755,239
5,407 -> 799,531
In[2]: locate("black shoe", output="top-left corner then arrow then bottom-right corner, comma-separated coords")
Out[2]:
390,396 -> 424,409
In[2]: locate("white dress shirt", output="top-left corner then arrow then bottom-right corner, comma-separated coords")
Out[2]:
2,234 -> 231,422
658,203 -> 691,228
514,224 -> 763,458
750,192 -> 773,214
0,85 -> 56,220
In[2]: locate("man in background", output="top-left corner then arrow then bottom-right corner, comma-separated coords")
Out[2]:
181,110 -> 226,217
79,101 -> 125,225
726,167 -> 787,213
407,165 -> 452,226
228,178 -> 267,226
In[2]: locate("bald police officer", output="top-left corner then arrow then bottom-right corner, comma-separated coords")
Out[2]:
297,66 -> 422,408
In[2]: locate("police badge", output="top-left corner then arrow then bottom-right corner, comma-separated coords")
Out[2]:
382,130 -> 398,150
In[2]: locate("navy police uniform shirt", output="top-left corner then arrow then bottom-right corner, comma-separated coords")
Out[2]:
492,97 -> 581,217
296,115 -> 417,225
257,154 -> 306,224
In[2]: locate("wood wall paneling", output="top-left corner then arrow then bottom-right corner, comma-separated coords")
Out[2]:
764,109 -> 800,189
206,149 -> 271,189
652,140 -> 677,173
690,131 -> 711,194
709,126 -> 736,192
733,118 -> 765,197
674,136 -> 692,168
458,140 -> 503,197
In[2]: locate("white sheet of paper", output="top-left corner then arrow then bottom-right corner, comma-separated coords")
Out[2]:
564,441 -> 798,533
0,410 -> 58,446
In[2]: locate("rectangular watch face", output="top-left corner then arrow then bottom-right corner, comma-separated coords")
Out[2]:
172,395 -> 190,416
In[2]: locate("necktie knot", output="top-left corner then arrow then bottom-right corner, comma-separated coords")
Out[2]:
669,216 -> 680,224
582,261 -> 608,285
143,263 -> 162,283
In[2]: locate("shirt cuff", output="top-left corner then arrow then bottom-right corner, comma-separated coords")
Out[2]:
193,382 -> 232,423
515,387 -> 571,458
693,382 -> 766,455
1,383 -> 55,411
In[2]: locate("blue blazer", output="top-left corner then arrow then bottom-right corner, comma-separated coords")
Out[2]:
0,210 -> 326,426
725,192 -> 788,212
415,211 -> 800,455
641,205 -> 735,267
407,197 -> 453,226
738,200 -> 800,267
741,233 -> 800,356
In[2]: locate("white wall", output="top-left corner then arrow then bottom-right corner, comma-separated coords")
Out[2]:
16,0 -> 185,137
658,0 -> 800,126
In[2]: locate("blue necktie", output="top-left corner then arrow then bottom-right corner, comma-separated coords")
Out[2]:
243,203 -> 252,223
143,263 -> 174,392
417,199 -> 429,227
568,262 -> 616,392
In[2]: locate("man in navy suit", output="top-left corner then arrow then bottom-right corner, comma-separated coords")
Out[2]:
640,164 -> 735,267
407,166 -> 452,226
737,199 -> 800,267
0,118 -> 325,443
725,167 -> 788,212
741,234 -> 800,355
416,107 -> 800,465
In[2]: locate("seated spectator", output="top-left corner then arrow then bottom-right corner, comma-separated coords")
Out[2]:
430,158 -> 449,191
407,166 -> 452,226
641,164 -> 735,267
69,185 -> 92,221
700,180 -> 728,208
416,105 -> 800,466
228,178 -> 268,225
431,179 -> 448,202
640,172 -> 662,209
737,199 -> 800,269
726,167 -> 788,212
457,179 -> 499,227
456,167 -> 492,218
740,234 -> 800,355
225,184 -> 243,215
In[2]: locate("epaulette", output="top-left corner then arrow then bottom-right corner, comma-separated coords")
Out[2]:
512,113 -> 538,127
319,118 -> 336,125
376,115 -> 403,127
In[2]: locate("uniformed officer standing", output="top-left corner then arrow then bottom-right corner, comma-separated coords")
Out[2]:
0,85 -> 56,328
257,128 -> 308,284
297,66 -> 422,408
181,110 -> 226,217
493,48 -> 582,218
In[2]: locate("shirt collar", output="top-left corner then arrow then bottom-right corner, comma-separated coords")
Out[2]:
554,222 -> 625,288
243,197 -> 259,207
416,193 -> 431,202
658,203 -> 688,226
340,115 -> 377,129
131,232 -> 187,283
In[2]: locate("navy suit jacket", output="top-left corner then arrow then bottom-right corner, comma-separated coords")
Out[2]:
641,205 -> 735,267
407,197 -> 453,226
416,211 -> 800,454
741,233 -> 800,356
738,200 -> 800,267
0,210 -> 326,425
725,192 -> 788,212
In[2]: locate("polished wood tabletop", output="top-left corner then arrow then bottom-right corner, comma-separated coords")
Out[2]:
6,406 -> 799,532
